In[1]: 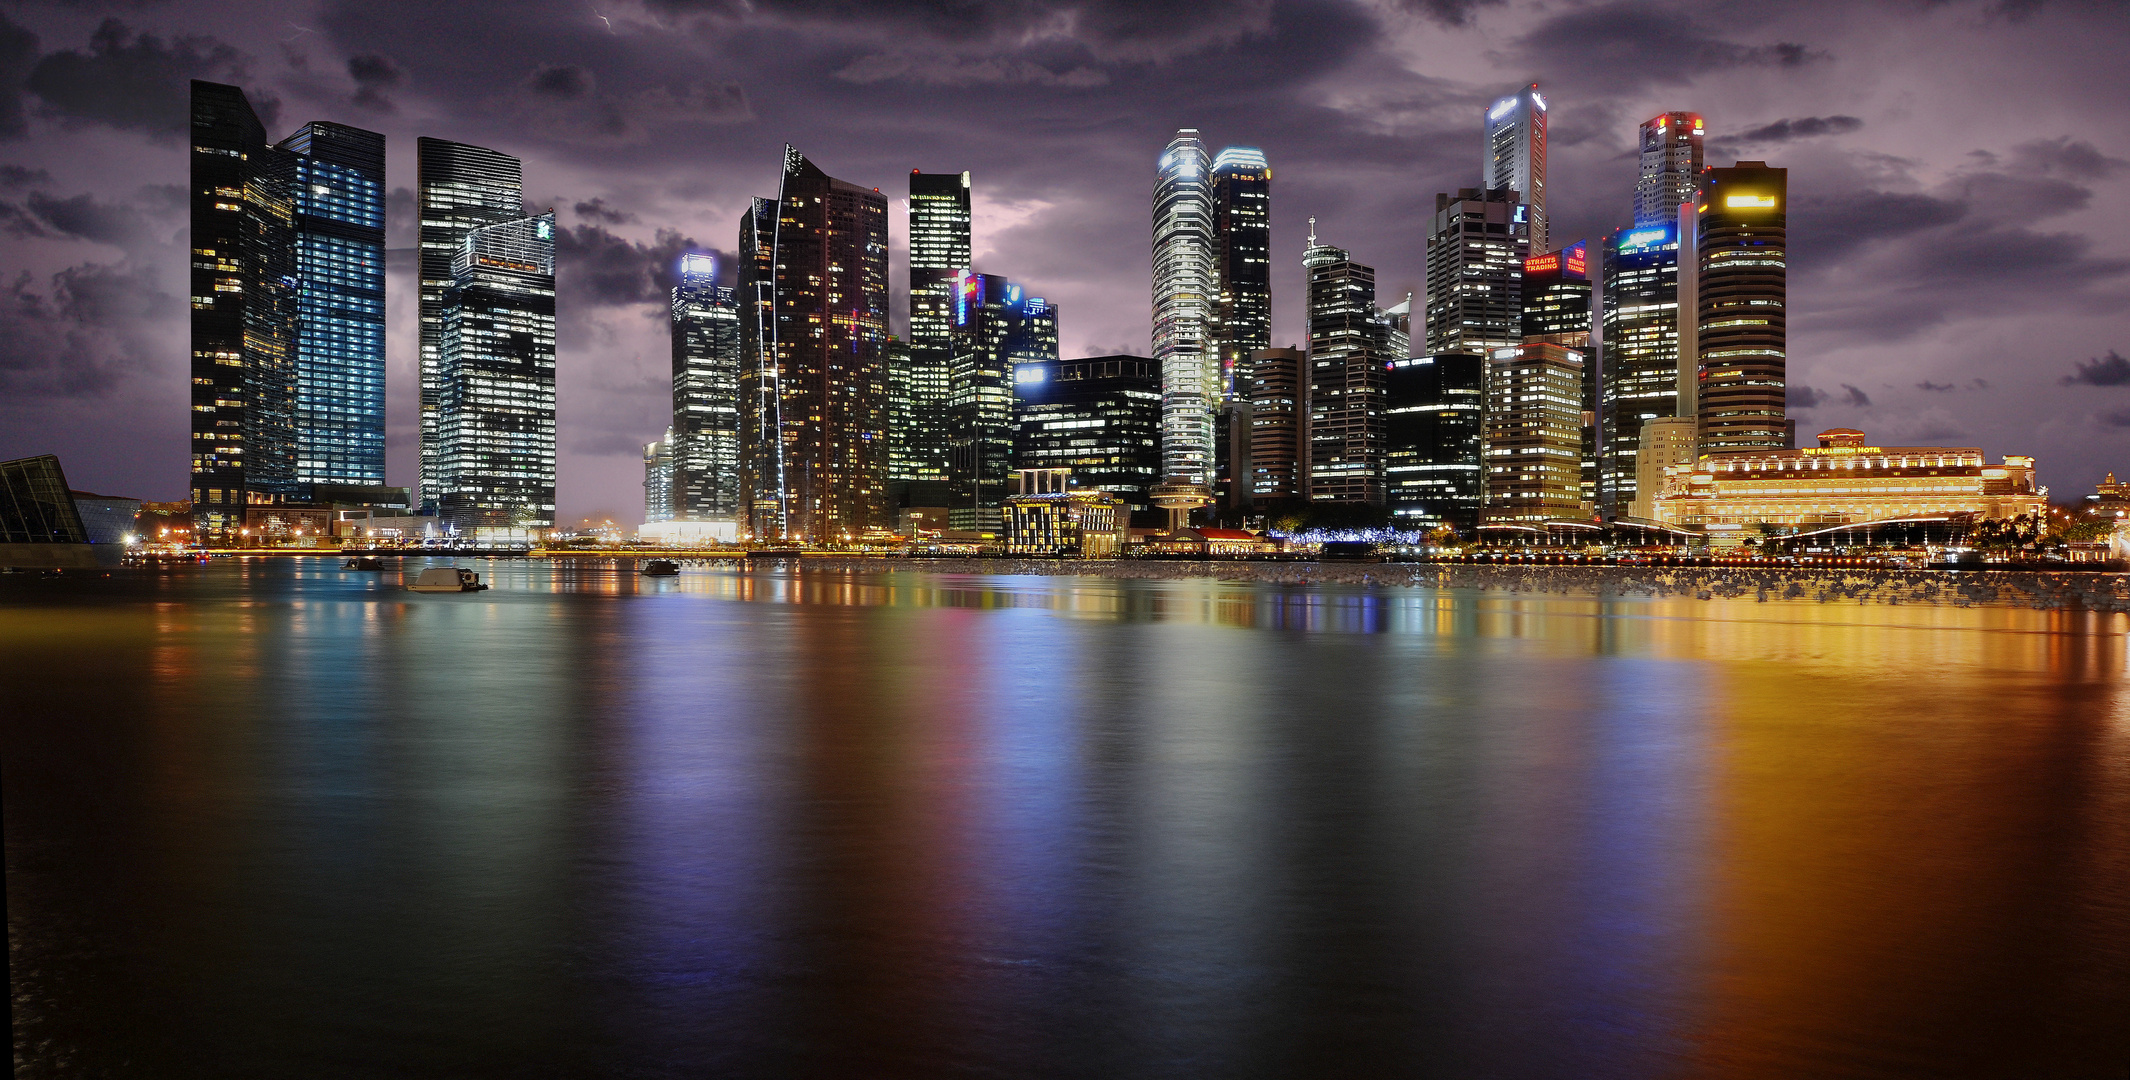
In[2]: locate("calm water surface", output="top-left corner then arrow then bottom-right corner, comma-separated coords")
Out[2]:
3,558 -> 2126,1078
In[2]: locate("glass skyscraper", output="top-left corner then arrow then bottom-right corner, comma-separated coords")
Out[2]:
1635,112 -> 1704,228
1209,147 -> 1270,509
437,211 -> 556,537
950,271 -> 1058,530
188,81 -> 297,540
1384,353 -> 1483,531
736,197 -> 780,538
1522,242 -> 1595,505
1304,227 -> 1386,506
1697,162 -> 1789,452
1600,222 -> 1683,517
902,170 -> 968,482
1484,84 -> 1548,252
277,122 -> 385,487
670,252 -> 741,520
417,138 -> 523,513
1424,187 -> 1529,357
1152,130 -> 1215,487
1011,355 -> 1162,520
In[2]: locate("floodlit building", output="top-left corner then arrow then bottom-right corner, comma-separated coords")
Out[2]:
436,211 -> 557,539
951,273 -> 1058,530
1484,343 -> 1586,524
416,137 -> 523,512
1634,112 -> 1704,229
1153,130 -> 1217,487
1697,161 -> 1789,453
1385,353 -> 1484,531
1484,84 -> 1548,251
1002,469 -> 1128,557
669,252 -> 742,522
901,170 -> 969,482
1305,227 -> 1386,505
1012,355 -> 1162,523
1652,429 -> 2048,529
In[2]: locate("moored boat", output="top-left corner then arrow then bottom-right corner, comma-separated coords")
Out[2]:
408,566 -> 488,592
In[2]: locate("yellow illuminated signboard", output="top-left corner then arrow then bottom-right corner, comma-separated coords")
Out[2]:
1724,194 -> 1778,208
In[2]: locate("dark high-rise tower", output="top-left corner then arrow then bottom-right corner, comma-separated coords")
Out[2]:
950,272 -> 1057,530
1634,112 -> 1704,228
902,170 -> 969,482
417,138 -> 522,513
1384,352 -> 1483,531
1012,354 -> 1162,518
1247,346 -> 1305,503
736,197 -> 782,538
1697,161 -> 1788,452
189,81 -> 297,541
1209,147 -> 1271,512
1484,85 -> 1548,252
1522,242 -> 1595,506
670,252 -> 741,521
746,147 -> 891,542
1424,187 -> 1529,357
1304,225 -> 1385,506
277,121 -> 386,488
437,211 -> 556,537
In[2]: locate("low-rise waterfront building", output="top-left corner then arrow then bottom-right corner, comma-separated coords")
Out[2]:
1001,469 -> 1127,557
1652,428 -> 2047,529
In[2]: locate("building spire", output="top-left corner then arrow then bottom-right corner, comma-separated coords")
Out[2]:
1307,215 -> 1316,247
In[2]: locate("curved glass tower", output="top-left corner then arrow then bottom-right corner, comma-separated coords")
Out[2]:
1152,130 -> 1214,485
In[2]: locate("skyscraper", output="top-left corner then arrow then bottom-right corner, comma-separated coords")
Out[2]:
1424,187 -> 1530,357
1697,161 -> 1789,452
1208,147 -> 1271,510
1522,242 -> 1595,506
643,432 -> 674,524
189,81 -> 296,540
950,272 -> 1058,529
1304,226 -> 1386,506
1384,352 -> 1484,531
1634,112 -> 1704,228
1247,347 -> 1305,503
736,197 -> 780,538
417,138 -> 523,513
669,252 -> 741,521
1484,343 -> 1585,524
902,170 -> 969,482
277,122 -> 386,488
1599,221 -> 1683,517
1012,354 -> 1162,519
1484,85 -> 1548,252
744,147 -> 891,542
436,211 -> 557,537
1152,130 -> 1215,486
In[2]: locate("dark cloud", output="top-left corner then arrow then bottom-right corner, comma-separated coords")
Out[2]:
1789,384 -> 1830,409
1788,190 -> 1965,265
1841,384 -> 1872,407
0,200 -> 47,238
347,53 -> 400,113
23,191 -> 152,247
527,64 -> 593,100
1509,3 -> 1824,93
573,197 -> 637,225
2008,137 -> 2127,181
1917,380 -> 1955,392
653,0 -> 1279,64
552,224 -> 706,309
0,261 -> 170,397
2102,410 -> 2130,428
0,11 -> 37,139
1391,0 -> 1505,28
1969,378 -> 1991,390
0,165 -> 49,189
2062,350 -> 2130,387
510,73 -> 751,143
1708,115 -> 1861,158
25,18 -> 251,137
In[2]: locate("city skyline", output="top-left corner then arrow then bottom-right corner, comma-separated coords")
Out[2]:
4,1 -> 2127,525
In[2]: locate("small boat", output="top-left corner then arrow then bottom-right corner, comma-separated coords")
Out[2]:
408,566 -> 489,593
344,556 -> 385,571
641,560 -> 681,577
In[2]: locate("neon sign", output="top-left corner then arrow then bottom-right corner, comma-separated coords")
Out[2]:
1489,97 -> 1517,121
954,270 -> 979,327
1564,242 -> 1587,277
1621,227 -> 1670,250
1526,254 -> 1558,273
1725,194 -> 1778,209
1530,90 -> 1547,112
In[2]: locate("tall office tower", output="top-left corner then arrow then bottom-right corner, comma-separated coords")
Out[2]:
643,432 -> 674,523
276,122 -> 386,487
1246,346 -> 1304,502
1423,188 -> 1530,356
436,211 -> 557,537
1634,112 -> 1704,228
189,81 -> 297,540
1012,354 -> 1163,519
1522,242 -> 1595,506
750,147 -> 892,542
1599,222 -> 1683,517
736,196 -> 780,538
669,252 -> 742,521
950,272 -> 1057,529
1484,84 -> 1548,251
903,170 -> 969,481
1304,228 -> 1386,506
1152,130 -> 1216,486
1384,352 -> 1484,531
1697,162 -> 1788,452
1484,343 -> 1585,523
417,138 -> 523,512
1380,294 -> 1413,360
1208,146 -> 1271,511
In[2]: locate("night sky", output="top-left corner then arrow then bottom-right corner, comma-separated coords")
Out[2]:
2,0 -> 2125,525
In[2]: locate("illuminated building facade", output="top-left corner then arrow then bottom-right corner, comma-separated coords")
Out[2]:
1484,84 -> 1548,251
189,81 -> 297,540
1634,112 -> 1704,228
1153,130 -> 1216,486
1210,147 -> 1271,509
902,170 -> 968,481
1305,229 -> 1386,505
1653,429 -> 2048,528
1697,161 -> 1789,452
643,432 -> 674,524
1012,355 -> 1162,520
1522,241 -> 1594,505
951,272 -> 1058,529
736,196 -> 780,538
745,148 -> 891,542
1484,343 -> 1585,523
277,122 -> 386,488
1247,346 -> 1304,502
669,252 -> 741,520
1424,187 -> 1529,357
1384,352 -> 1484,531
416,138 -> 523,512
436,211 -> 557,536
1002,469 -> 1128,557
1600,221 -> 1683,518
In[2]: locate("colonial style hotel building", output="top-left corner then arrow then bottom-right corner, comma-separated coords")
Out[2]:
1653,428 -> 2047,530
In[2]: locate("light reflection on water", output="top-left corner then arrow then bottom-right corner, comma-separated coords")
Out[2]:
2,557 -> 2126,1079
